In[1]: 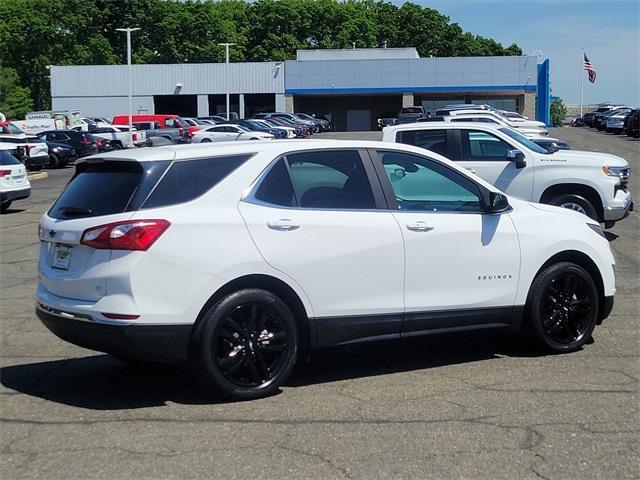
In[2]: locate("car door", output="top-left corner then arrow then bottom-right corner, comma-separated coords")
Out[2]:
369,148 -> 520,335
239,149 -> 405,347
452,128 -> 534,200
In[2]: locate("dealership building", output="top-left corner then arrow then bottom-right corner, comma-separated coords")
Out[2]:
51,47 -> 550,130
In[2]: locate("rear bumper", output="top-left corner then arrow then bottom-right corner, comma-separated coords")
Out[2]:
1,187 -> 31,202
36,305 -> 192,362
25,155 -> 49,168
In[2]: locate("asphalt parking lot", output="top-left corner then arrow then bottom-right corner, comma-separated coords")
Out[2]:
1,127 -> 638,479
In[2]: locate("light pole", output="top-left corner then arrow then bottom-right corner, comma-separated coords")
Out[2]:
116,27 -> 140,147
218,43 -> 236,120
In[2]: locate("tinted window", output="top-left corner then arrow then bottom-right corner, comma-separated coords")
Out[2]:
498,128 -> 548,154
462,130 -> 511,160
254,159 -> 295,207
285,150 -> 375,209
378,150 -> 483,213
49,162 -> 144,219
143,155 -> 250,209
397,130 -> 447,156
0,151 -> 21,165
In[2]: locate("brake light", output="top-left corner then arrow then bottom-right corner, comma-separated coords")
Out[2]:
81,219 -> 170,251
26,145 -> 32,154
95,139 -> 103,146
0,169 -> 12,177
179,127 -> 184,136
82,138 -> 91,145
132,133 -> 137,141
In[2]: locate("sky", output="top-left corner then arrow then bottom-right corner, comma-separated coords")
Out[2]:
406,0 -> 640,106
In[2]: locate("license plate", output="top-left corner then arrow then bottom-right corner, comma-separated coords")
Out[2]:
52,244 -> 73,270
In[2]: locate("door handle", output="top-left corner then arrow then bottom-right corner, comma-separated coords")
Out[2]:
406,221 -> 433,232
466,168 -> 477,174
267,219 -> 299,231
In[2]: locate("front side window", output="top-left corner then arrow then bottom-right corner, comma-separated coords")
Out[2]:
377,150 -> 483,213
165,119 -> 177,128
462,130 -> 512,161
253,150 -> 376,210
396,129 -> 447,157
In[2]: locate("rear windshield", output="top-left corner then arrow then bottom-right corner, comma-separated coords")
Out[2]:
401,108 -> 424,114
49,162 -> 147,219
0,151 -> 21,165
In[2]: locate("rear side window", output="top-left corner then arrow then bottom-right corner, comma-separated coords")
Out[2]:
396,130 -> 447,156
143,155 -> 250,209
49,162 -> 144,219
0,151 -> 21,165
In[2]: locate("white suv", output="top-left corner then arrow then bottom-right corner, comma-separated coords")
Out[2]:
37,141 -> 616,400
383,122 -> 633,227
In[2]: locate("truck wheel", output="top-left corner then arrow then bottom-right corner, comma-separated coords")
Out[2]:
112,142 -> 123,150
548,194 -> 598,221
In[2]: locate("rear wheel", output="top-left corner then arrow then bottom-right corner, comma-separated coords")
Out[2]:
190,289 -> 298,400
525,262 -> 599,353
201,138 -> 212,143
548,193 -> 598,221
112,142 -> 123,150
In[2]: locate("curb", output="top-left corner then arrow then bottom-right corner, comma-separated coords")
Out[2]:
27,171 -> 49,181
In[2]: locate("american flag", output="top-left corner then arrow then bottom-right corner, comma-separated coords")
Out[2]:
583,53 -> 597,83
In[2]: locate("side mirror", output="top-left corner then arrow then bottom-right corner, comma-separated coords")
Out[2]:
485,191 -> 510,213
545,143 -> 559,153
506,149 -> 526,169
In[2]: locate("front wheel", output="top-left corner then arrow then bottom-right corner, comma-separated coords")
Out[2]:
190,289 -> 298,400
525,262 -> 599,353
548,193 -> 598,221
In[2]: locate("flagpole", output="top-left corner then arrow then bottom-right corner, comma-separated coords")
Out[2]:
580,49 -> 584,117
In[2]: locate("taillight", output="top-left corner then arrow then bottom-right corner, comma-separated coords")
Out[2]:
81,219 -> 170,251
179,127 -> 184,136
132,133 -> 137,141
82,138 -> 91,145
0,169 -> 12,177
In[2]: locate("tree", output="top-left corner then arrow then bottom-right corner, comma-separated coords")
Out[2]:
0,67 -> 33,119
550,98 -> 567,127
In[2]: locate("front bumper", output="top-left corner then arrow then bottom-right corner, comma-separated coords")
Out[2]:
603,191 -> 634,222
1,187 -> 31,202
37,305 -> 192,362
599,296 -> 614,324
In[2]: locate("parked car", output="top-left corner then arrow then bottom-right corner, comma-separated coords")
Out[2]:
197,115 -> 228,123
36,140 -> 617,400
435,108 -> 549,136
419,112 -> 546,138
294,113 -> 332,131
0,148 -> 30,211
624,109 -> 639,138
584,106 -> 618,127
593,106 -> 626,130
397,106 -> 427,124
90,126 -> 148,149
0,133 -> 49,171
255,113 -> 318,133
88,133 -> 113,153
44,141 -> 77,168
582,112 -> 596,127
233,119 -> 287,139
131,121 -> 186,144
571,117 -> 584,127
38,130 -> 99,158
250,118 -> 296,138
377,111 -> 398,129
530,137 -> 571,152
191,124 -> 273,143
604,108 -> 633,134
113,114 -> 194,138
383,122 -> 633,228
256,116 -> 310,137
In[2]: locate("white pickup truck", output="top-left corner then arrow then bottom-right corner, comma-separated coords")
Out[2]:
382,122 -> 633,228
89,126 -> 148,149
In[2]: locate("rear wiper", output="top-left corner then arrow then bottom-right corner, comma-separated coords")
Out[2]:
59,206 -> 93,217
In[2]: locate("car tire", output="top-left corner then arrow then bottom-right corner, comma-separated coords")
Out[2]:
548,193 -> 598,221
190,288 -> 298,401
0,201 -> 12,212
201,138 -> 211,143
49,154 -> 60,169
112,142 -> 123,150
524,262 -> 599,353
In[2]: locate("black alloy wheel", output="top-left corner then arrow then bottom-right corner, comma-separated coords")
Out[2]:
190,289 -> 298,400
526,262 -> 599,352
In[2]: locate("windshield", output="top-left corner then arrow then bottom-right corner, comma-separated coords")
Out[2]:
498,127 -> 549,154
401,107 -> 423,114
8,124 -> 25,134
